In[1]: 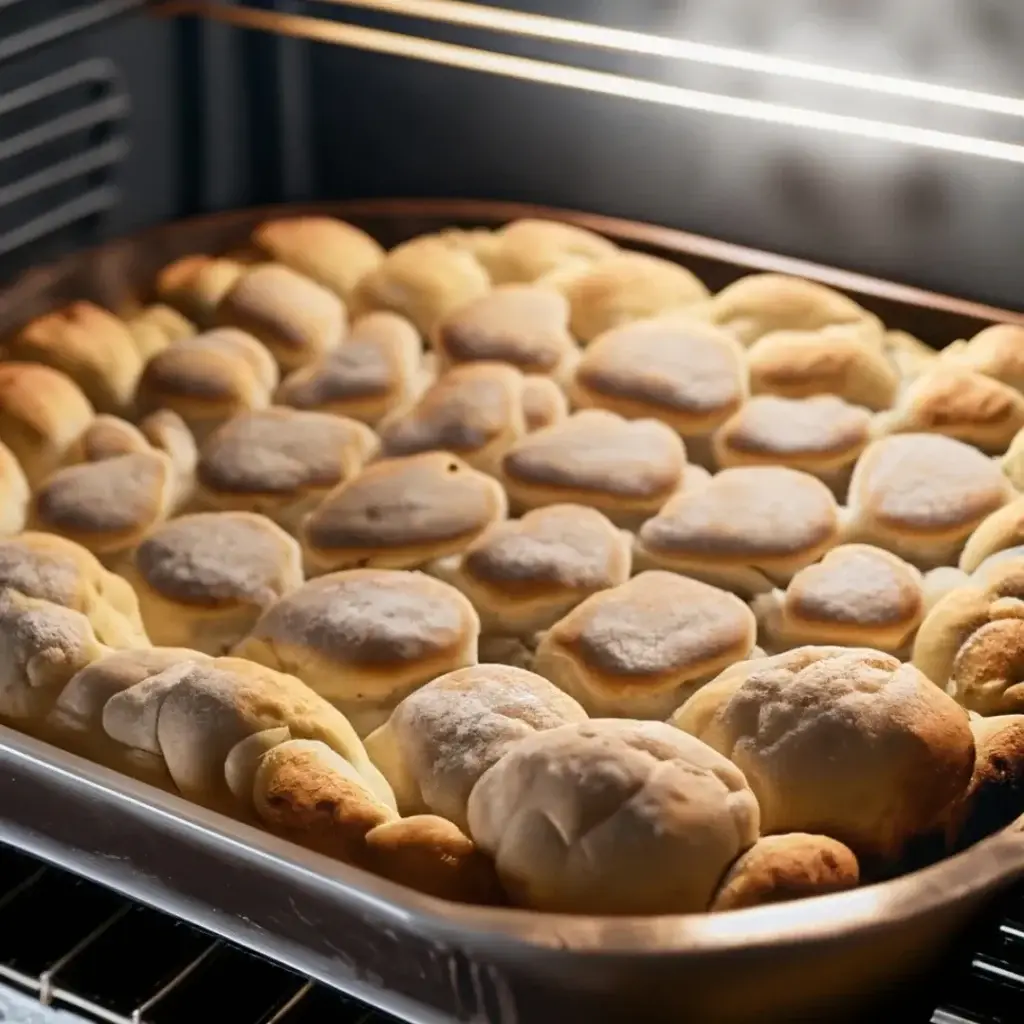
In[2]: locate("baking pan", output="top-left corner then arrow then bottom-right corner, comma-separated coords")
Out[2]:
1,199 -> 1024,1024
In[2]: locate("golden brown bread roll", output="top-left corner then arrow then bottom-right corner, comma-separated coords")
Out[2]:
476,219 -> 617,284
351,235 -> 490,336
753,544 -> 925,656
0,362 -> 95,486
300,452 -> 507,575
364,663 -> 587,829
845,433 -> 1014,569
702,273 -> 882,347
712,394 -> 872,496
959,497 -> 1024,573
135,328 -> 279,441
940,324 -> 1024,393
0,442 -> 30,537
884,330 -> 937,381
121,512 -> 303,655
521,374 -> 568,431
8,302 -> 143,413
274,311 -> 423,426
500,409 -> 688,528
63,414 -> 151,465
710,834 -> 860,912
215,263 -> 346,371
635,466 -> 842,596
569,317 -> 748,449
377,362 -> 529,476
672,647 -> 975,872
747,323 -> 899,411
467,718 -> 759,914
156,255 -> 245,325
544,251 -> 709,344
195,407 -> 378,532
433,284 -> 578,383
251,216 -> 385,300
532,570 -> 756,719
233,568 -> 479,736
126,304 -> 195,360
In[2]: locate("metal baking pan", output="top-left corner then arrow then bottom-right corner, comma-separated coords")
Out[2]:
2,199 -> 1024,1024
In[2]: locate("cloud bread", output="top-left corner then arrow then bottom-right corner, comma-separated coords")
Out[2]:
351,235 -> 491,336
941,324 -> 1024,394
377,362 -> 528,476
467,718 -> 759,913
747,323 -> 899,411
636,466 -> 842,596
274,311 -> 422,426
569,317 -> 748,442
500,410 -> 688,528
672,647 -> 975,872
135,328 -> 279,441
216,263 -> 346,371
123,512 -> 303,655
196,407 -> 377,532
126,304 -> 195,361
476,219 -> 618,284
251,216 -> 385,301
753,544 -> 925,655
233,568 -> 479,736
521,375 -> 567,432
433,284 -> 578,382
7,302 -> 143,413
533,570 -> 756,719
300,451 -> 507,574
156,255 -> 246,326
364,663 -> 587,830
0,442 -> 29,537
845,433 -> 1014,569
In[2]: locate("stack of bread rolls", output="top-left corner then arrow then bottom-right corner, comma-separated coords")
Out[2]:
1,213 -> 1023,918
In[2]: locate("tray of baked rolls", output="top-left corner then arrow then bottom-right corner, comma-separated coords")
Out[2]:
2,199 -> 1024,1024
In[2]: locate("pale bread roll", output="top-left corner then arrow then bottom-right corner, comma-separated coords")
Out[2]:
635,466 -> 842,596
216,263 -> 346,371
467,718 -> 759,913
126,304 -> 195,361
940,324 -> 1024,393
274,311 -> 422,426
532,570 -> 756,719
233,568 -> 479,736
135,328 -> 279,441
8,302 -> 143,413
433,284 -> 578,383
521,375 -> 568,431
884,330 -> 938,381
251,216 -> 385,300
672,646 -> 975,871
156,254 -> 246,325
63,415 -> 151,465
753,544 -> 925,656
122,512 -> 303,655
1000,424 -> 1024,490
363,663 -> 587,829
960,497 -> 1024,573
476,219 -> 617,284
196,407 -> 378,532
500,409 -> 688,528
0,363 -> 94,486
0,441 -> 30,536
845,433 -> 1014,569
300,452 -> 507,575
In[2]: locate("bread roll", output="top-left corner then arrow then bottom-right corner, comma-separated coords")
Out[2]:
521,375 -> 567,431
672,646 -> 975,871
703,274 -> 881,347
122,512 -> 302,654
126,304 -> 195,361
753,544 -> 925,655
364,663 -> 586,829
8,303 -> 142,413
377,362 -> 529,476
635,466 -> 842,596
275,311 -> 422,426
1000,423 -> 1024,490
251,216 -> 385,300
0,363 -> 94,486
0,442 -> 30,536
216,263 -> 346,371
532,570 -> 756,719
156,255 -> 245,325
135,328 -> 279,441
476,219 -> 617,284
884,330 -> 938,381
712,394 -> 872,496
500,410 -> 688,528
959,497 -> 1024,573
845,433 -> 1014,569
747,323 -> 899,411
569,317 -> 748,447
63,415 -> 151,465
301,452 -> 507,575
467,718 -> 759,913
351,235 -> 490,335
196,407 -> 377,532
710,834 -> 860,912
940,324 -> 1024,393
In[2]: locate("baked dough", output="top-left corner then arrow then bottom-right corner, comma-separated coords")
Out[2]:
940,323 -> 1024,394
126,304 -> 195,360
475,218 -> 617,284
521,375 -> 568,431
0,441 -> 30,536
884,330 -> 938,381
156,254 -> 246,325
959,496 -> 1024,573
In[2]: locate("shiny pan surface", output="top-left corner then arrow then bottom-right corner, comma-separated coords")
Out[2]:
1,200 -> 1023,1024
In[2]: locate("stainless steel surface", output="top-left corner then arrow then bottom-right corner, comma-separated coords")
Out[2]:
1,200 -> 1024,1024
